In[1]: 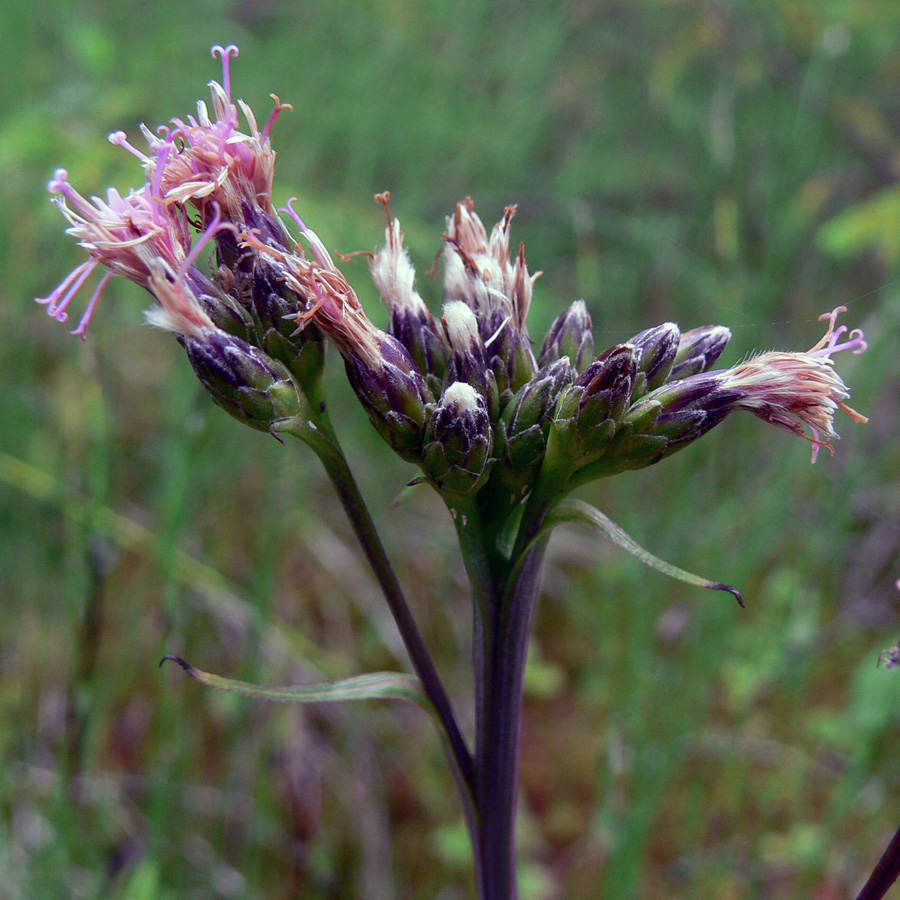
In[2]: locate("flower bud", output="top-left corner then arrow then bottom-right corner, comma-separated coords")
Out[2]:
421,382 -> 494,495
629,322 -> 680,401
550,344 -> 636,467
182,267 -> 258,342
538,300 -> 594,373
592,312 -> 868,476
479,308 -> 539,405
508,330 -> 539,394
494,358 -> 575,491
442,300 -> 500,420
196,287 -> 257,341
184,330 -> 304,431
669,325 -> 731,381
391,305 -> 450,395
143,262 -> 303,434
249,257 -> 326,396
369,208 -> 451,392
599,375 -> 737,472
345,333 -> 432,462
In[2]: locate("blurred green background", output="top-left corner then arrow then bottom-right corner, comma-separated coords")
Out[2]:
3,1 -> 900,898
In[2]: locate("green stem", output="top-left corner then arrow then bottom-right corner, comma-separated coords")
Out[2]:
449,502 -> 499,793
511,425 -> 575,564
284,413 -> 476,811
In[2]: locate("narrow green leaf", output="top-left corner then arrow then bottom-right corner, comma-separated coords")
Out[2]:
540,499 -> 743,606
160,656 -> 431,709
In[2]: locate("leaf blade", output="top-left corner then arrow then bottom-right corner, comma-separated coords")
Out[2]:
161,656 -> 431,709
542,499 -> 743,606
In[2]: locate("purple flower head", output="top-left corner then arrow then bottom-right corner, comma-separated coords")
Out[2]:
36,44 -> 286,340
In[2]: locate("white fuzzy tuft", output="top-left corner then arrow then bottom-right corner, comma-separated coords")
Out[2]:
441,381 -> 481,414
370,219 -> 428,314
145,265 -> 215,338
442,300 -> 479,351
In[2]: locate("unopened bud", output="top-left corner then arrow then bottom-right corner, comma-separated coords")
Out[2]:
391,305 -> 450,396
250,257 -> 326,396
421,382 -> 494,495
495,357 -> 574,491
480,308 -> 538,404
538,300 -> 594,373
550,344 -> 636,466
669,325 -> 731,381
600,375 -> 736,472
443,300 -> 482,353
508,330 -> 539,394
629,322 -> 680,400
187,268 -> 257,342
345,333 -> 432,462
184,330 -> 304,431
442,300 -> 499,420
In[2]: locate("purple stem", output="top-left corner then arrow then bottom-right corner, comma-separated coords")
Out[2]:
855,823 -> 900,900
474,541 -> 548,900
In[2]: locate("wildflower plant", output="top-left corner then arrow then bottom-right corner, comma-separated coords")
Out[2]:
37,46 -> 873,899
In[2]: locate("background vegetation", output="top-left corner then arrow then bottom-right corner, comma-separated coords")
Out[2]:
3,1 -> 900,897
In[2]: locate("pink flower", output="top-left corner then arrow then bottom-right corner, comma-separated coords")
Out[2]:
151,45 -> 290,223
719,306 -> 868,462
36,44 -> 284,340
35,167 -> 194,338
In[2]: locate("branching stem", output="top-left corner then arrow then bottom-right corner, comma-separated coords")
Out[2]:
285,413 -> 476,814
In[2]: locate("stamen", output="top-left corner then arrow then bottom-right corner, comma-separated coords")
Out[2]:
48,171 -> 101,221
149,143 -> 171,224
484,315 -> 511,348
71,271 -> 113,340
260,96 -> 293,142
279,198 -> 334,268
177,203 -> 236,280
303,228 -> 334,270
374,192 -> 393,231
280,196 -> 308,233
108,131 -> 149,163
809,426 -> 826,464
36,259 -> 98,319
837,399 -> 868,424
809,306 -> 868,358
211,44 -> 240,104
47,168 -> 70,193
809,305 -> 846,352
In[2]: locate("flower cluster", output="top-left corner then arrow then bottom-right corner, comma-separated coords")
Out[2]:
36,46 -> 323,430
32,49 -> 883,900
290,192 -> 867,502
37,46 -> 868,504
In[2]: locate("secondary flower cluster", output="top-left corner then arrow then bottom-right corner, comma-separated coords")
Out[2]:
36,46 -> 868,507
290,194 -> 866,501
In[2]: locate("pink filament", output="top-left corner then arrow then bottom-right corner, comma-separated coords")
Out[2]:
211,44 -> 240,104
108,130 -> 149,163
71,270 -> 114,340
36,259 -> 99,319
261,98 -> 292,142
